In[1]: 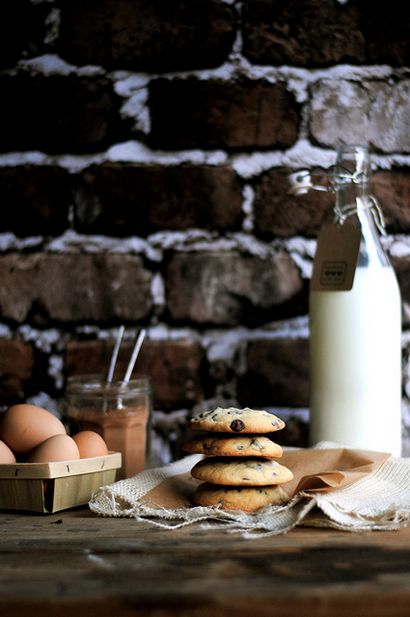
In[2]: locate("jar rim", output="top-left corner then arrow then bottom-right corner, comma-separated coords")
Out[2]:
66,374 -> 151,395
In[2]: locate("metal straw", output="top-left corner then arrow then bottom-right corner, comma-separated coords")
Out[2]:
106,325 -> 125,384
123,328 -> 146,383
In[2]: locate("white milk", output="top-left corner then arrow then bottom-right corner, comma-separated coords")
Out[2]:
309,265 -> 402,455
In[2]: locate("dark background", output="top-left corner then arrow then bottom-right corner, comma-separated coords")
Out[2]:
0,0 -> 410,460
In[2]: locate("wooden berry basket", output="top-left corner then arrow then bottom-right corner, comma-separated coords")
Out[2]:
0,452 -> 122,513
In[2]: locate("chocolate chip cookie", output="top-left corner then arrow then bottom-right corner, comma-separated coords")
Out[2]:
191,456 -> 294,486
183,433 -> 283,458
188,407 -> 285,434
192,482 -> 289,512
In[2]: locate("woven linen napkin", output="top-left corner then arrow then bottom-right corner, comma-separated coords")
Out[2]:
89,444 -> 410,537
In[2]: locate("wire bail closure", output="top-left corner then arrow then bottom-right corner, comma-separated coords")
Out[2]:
288,165 -> 367,196
288,166 -> 386,235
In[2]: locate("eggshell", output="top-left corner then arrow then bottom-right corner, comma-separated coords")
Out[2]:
72,431 -> 108,458
0,404 -> 66,454
0,439 -> 16,464
28,434 -> 80,463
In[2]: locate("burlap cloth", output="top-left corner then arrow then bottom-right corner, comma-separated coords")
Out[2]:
89,443 -> 410,537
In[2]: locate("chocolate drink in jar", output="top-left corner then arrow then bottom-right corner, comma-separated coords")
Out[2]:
65,375 -> 152,480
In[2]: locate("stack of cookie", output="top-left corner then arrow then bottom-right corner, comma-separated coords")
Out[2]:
184,406 -> 293,513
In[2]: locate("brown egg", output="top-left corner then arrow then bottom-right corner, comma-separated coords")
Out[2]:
0,439 -> 16,464
28,434 -> 80,463
72,431 -> 109,458
0,404 -> 66,454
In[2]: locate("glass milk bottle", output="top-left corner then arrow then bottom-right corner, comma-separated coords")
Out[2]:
309,144 -> 402,455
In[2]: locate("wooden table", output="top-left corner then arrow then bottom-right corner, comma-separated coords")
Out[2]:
1,507 -> 409,617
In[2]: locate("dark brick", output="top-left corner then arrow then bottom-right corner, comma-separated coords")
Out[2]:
361,0 -> 410,66
0,166 -> 73,237
0,0 -> 51,69
242,0 -> 410,68
65,339 -> 207,410
254,168 -> 334,239
391,257 -> 410,327
242,0 -> 364,67
149,78 -> 301,150
75,164 -> 243,236
0,254 -> 152,324
0,74 -> 127,154
0,0 -> 31,68
165,252 -> 303,326
59,0 -> 236,72
238,338 -> 309,407
0,339 -> 34,404
372,170 -> 410,233
279,415 -> 309,449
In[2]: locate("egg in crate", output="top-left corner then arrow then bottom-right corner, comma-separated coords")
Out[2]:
0,403 -> 111,464
0,439 -> 16,464
28,434 -> 80,463
0,404 -> 66,454
72,431 -> 108,458
0,404 -> 120,512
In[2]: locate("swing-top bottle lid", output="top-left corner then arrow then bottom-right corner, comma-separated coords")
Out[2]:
336,144 -> 370,183
288,144 -> 370,196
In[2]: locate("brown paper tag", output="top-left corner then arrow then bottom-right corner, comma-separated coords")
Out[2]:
310,222 -> 361,292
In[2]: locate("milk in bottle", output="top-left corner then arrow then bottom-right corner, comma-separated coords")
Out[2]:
309,145 -> 402,455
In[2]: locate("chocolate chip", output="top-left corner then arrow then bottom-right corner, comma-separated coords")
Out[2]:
250,438 -> 261,448
230,419 -> 245,432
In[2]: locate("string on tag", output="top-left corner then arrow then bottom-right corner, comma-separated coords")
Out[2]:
334,196 -> 386,236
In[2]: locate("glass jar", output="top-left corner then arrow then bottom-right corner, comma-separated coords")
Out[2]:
65,375 -> 152,480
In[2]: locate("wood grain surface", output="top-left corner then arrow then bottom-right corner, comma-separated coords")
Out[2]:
0,508 -> 409,617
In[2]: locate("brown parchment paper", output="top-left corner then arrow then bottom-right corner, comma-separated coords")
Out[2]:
141,447 -> 391,509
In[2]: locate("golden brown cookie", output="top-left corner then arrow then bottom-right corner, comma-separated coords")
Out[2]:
192,482 -> 289,512
191,456 -> 294,486
183,433 -> 283,458
188,407 -> 285,434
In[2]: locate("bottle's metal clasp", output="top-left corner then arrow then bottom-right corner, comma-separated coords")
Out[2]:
288,167 -> 386,235
288,170 -> 330,196
288,166 -> 367,196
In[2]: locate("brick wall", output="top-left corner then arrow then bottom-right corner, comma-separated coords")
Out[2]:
1,0 -> 410,461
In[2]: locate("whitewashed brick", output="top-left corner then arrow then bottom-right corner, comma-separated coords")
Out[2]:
310,79 -> 410,153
